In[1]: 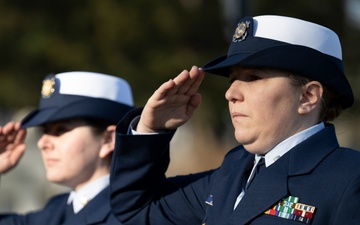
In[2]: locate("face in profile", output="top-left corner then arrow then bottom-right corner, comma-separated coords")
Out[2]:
37,119 -> 104,189
225,67 -> 306,154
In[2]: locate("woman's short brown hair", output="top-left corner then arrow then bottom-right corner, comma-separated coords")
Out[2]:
289,74 -> 343,122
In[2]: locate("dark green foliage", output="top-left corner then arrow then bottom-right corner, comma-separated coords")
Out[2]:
0,0 -> 359,140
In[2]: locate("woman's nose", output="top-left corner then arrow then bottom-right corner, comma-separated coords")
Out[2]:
225,81 -> 244,103
37,134 -> 53,151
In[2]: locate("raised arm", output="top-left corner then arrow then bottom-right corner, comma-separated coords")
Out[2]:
137,65 -> 204,133
111,66 -> 210,224
0,122 -> 27,174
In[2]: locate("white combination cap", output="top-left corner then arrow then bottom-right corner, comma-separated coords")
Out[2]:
21,71 -> 134,127
203,15 -> 353,109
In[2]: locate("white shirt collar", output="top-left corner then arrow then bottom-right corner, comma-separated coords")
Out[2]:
67,174 -> 109,213
257,122 -> 325,167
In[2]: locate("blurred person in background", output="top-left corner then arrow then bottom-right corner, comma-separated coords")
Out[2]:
109,15 -> 360,224
0,122 -> 26,175
0,71 -> 134,225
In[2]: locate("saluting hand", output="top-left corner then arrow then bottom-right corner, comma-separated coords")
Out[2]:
0,121 -> 27,174
137,66 -> 204,133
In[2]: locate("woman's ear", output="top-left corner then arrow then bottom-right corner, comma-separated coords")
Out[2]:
298,81 -> 323,115
99,125 -> 116,158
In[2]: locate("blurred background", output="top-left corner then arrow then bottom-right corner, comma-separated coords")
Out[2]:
1,0 -> 360,213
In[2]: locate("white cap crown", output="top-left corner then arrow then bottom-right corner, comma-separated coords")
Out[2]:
253,15 -> 342,60
56,71 -> 134,107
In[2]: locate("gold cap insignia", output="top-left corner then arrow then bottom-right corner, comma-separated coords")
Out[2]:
41,77 -> 56,98
233,21 -> 250,42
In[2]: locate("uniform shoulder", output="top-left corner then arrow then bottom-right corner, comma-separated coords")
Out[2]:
330,147 -> 360,170
43,192 -> 69,208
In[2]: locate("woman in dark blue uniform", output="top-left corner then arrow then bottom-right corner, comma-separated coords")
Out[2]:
110,15 -> 360,224
0,71 -> 134,225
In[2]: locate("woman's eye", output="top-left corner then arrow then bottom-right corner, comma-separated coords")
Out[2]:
228,74 -> 261,83
249,75 -> 261,81
54,128 -> 68,136
229,77 -> 236,84
42,126 -> 69,136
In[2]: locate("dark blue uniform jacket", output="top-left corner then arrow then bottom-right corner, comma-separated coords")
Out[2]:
0,187 -> 122,225
110,109 -> 360,225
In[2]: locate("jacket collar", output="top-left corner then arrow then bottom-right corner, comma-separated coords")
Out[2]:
229,124 -> 339,225
71,187 -> 112,224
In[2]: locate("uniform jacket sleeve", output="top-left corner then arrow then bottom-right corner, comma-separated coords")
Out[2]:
110,108 -> 219,225
0,188 -> 121,225
0,193 -> 68,225
111,111 -> 360,225
204,124 -> 360,225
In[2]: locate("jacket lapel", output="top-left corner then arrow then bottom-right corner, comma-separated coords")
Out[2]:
72,187 -> 111,224
288,124 -> 339,176
43,194 -> 69,225
208,148 -> 254,224
229,124 -> 340,225
230,153 -> 290,224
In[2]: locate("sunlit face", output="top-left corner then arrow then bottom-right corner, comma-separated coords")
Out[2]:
225,67 -> 306,154
37,119 -> 105,190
